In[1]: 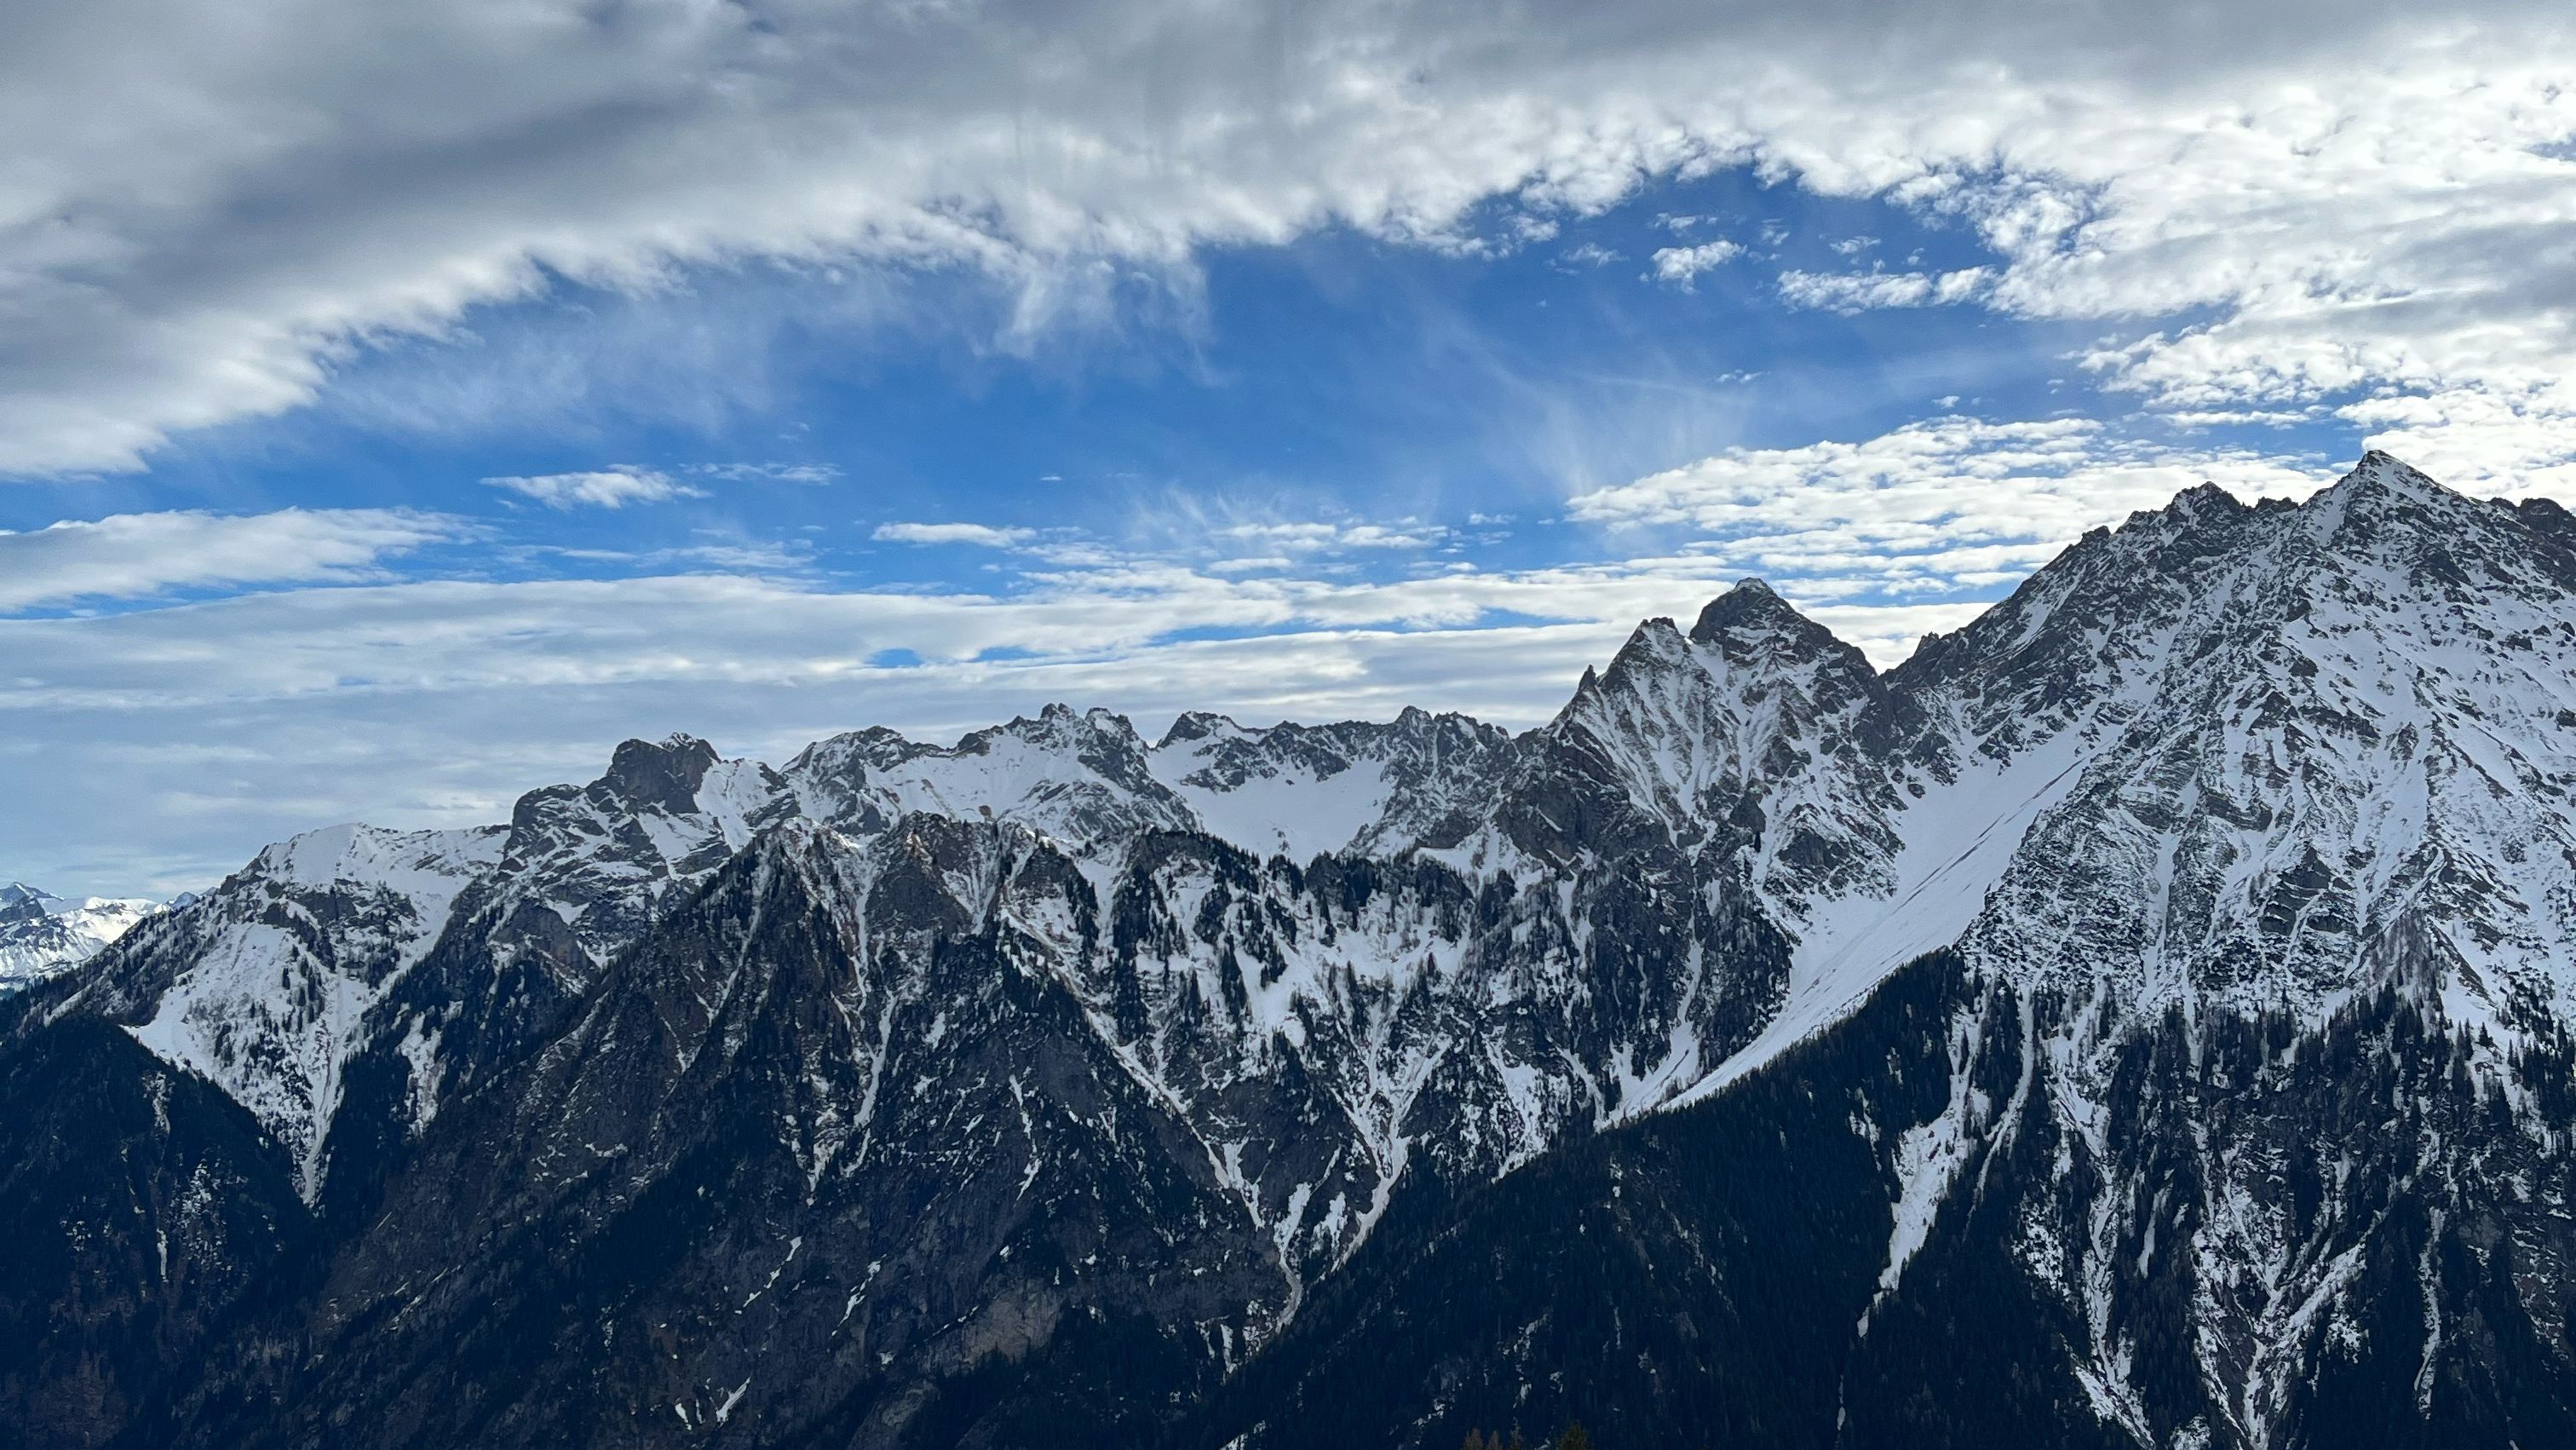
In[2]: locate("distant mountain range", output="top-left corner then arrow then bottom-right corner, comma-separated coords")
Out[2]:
4,452 -> 2572,1449
0,883 -> 168,994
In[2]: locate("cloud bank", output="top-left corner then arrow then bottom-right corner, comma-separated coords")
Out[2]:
0,509 -> 467,611
3,0 -> 2574,485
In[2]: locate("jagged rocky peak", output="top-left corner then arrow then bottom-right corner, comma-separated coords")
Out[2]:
1519,578 -> 1913,889
1019,699 -> 1140,739
2506,487 -> 2576,556
2287,447 -> 2574,607
1689,575 -> 1847,658
790,722 -> 936,774
1157,709 -> 1241,747
1583,613 -> 1691,697
1699,576 -> 1913,739
492,734 -> 796,965
1886,476 -> 2319,767
1573,578 -> 1877,719
513,729 -> 790,843
2327,444 -> 2444,503
591,731 -> 721,813
781,724 -> 933,831
1896,451 -> 2549,746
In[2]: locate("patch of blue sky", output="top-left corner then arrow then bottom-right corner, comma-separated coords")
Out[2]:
3,167 -> 2228,596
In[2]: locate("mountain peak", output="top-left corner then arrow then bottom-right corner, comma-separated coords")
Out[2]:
2312,449 -> 2458,516
2090,477 -> 2252,551
2289,450 -> 2513,584
1592,617 -> 1691,688
1690,576 -> 1799,633
2166,478 -> 2245,520
2359,448 -> 2431,486
599,733 -> 721,814
1012,702 -> 1141,740
1158,710 -> 1242,747
1003,705 -> 1149,762
1689,578 -> 1869,677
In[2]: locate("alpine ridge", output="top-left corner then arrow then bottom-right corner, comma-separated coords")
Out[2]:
4,452 -> 2573,1449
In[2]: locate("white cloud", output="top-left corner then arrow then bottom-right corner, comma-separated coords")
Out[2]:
9,2 -> 2575,482
872,521 -> 1038,547
1219,520 -> 1450,552
0,509 -> 467,613
688,462 -> 842,486
1777,267 -> 1991,312
484,467 -> 702,509
1650,240 -> 1743,288
1569,415 -> 2329,596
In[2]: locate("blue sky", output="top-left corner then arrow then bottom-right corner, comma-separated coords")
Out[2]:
5,0 -> 2574,895
9,175 -> 2091,598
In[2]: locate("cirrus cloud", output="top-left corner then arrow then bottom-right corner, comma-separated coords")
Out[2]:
483,467 -> 702,509
0,509 -> 470,613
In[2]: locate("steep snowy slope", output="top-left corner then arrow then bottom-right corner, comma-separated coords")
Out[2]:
1938,456 -> 2576,1030
1678,455 -> 2576,1100
1148,707 -> 1517,860
63,825 -> 504,1197
57,736 -> 799,1202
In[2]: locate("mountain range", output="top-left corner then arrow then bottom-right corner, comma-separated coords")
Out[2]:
3,452 -> 2572,1449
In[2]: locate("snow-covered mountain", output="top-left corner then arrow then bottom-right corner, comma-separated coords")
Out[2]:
0,882 -> 164,993
4,452 -> 2572,1450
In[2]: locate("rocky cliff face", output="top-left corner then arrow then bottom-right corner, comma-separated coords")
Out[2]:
5,452 -> 2570,1448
